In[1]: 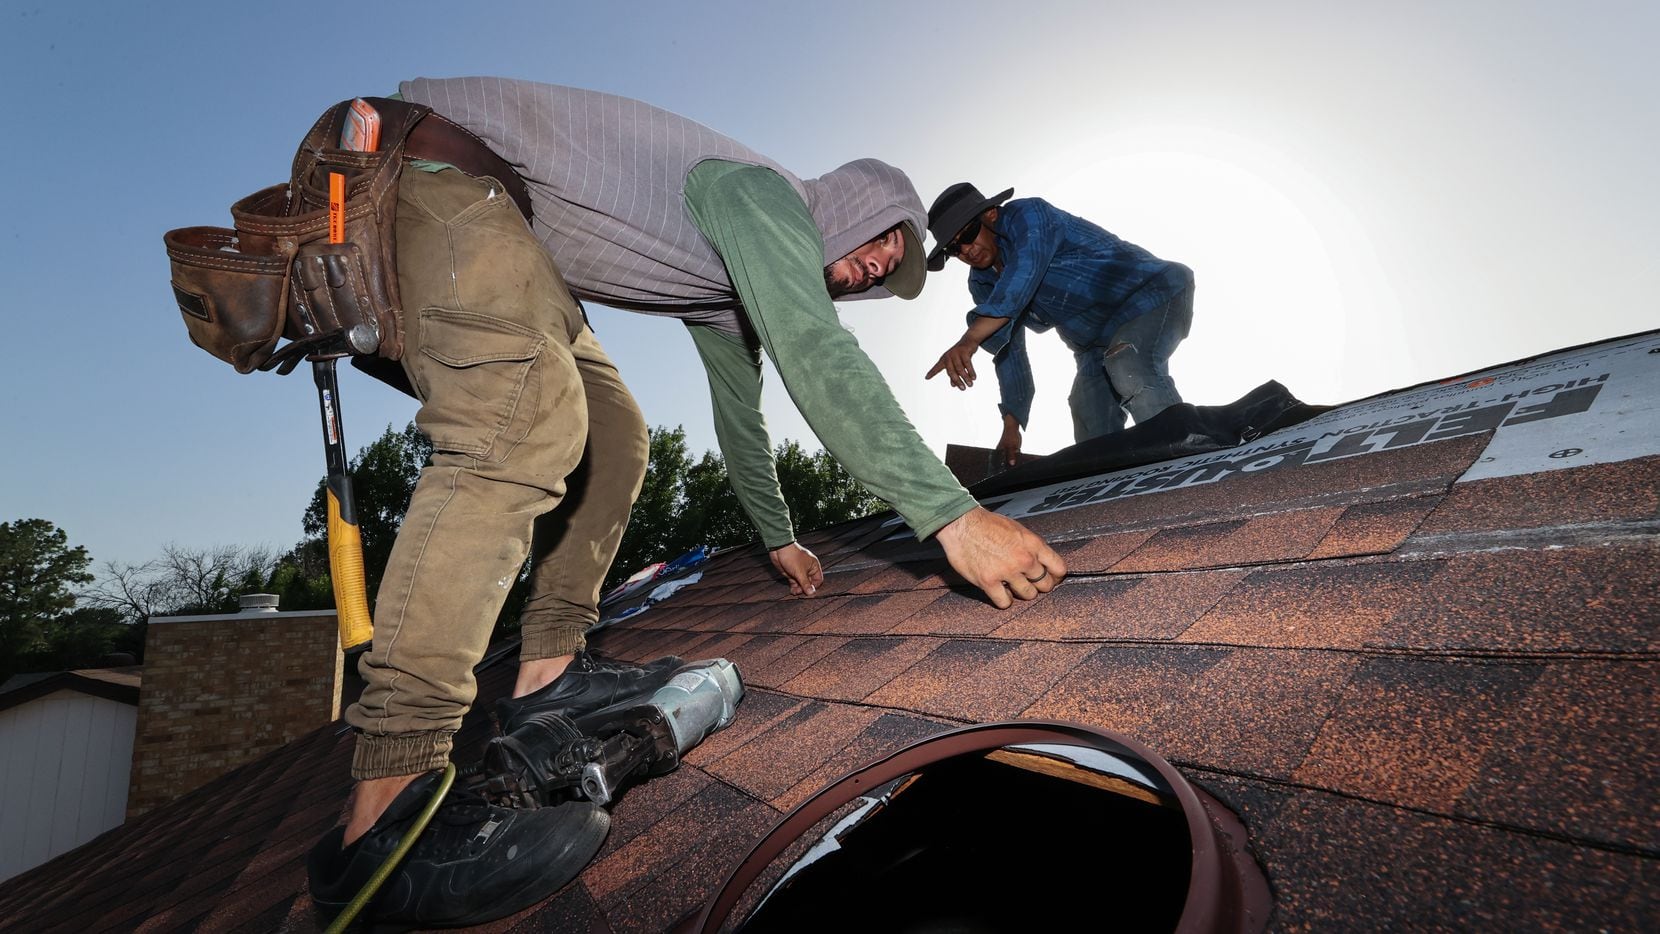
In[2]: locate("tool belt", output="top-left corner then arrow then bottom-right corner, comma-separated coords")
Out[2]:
164,97 -> 532,374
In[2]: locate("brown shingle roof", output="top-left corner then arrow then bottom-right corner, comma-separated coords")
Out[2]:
2,331 -> 1655,931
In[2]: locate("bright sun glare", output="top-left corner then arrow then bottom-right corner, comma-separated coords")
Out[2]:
1005,126 -> 1403,456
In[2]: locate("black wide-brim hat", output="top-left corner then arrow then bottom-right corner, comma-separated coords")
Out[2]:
926,182 -> 1015,271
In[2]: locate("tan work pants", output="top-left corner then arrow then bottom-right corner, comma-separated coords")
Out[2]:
347,167 -> 648,779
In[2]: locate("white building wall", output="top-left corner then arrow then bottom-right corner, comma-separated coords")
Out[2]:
0,690 -> 137,882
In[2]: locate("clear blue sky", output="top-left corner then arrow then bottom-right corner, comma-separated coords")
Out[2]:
1,0 -> 1655,571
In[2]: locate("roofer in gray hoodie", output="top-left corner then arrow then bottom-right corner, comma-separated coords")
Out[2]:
306,78 -> 1067,927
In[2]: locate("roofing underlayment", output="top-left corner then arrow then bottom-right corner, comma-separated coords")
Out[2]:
1,331 -> 1655,931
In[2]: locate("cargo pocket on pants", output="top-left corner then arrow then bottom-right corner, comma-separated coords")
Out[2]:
411,308 -> 547,461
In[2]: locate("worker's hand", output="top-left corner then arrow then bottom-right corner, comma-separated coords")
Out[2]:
770,541 -> 824,597
926,340 -> 979,390
934,506 -> 1067,609
995,415 -> 1023,467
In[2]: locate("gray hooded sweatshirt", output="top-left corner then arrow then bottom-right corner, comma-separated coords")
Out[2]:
399,77 -> 925,333
398,77 -> 973,544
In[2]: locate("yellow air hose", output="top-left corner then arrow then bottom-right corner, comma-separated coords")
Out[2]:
325,763 -> 457,934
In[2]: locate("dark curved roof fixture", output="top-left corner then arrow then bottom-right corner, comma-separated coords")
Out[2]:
678,720 -> 1272,933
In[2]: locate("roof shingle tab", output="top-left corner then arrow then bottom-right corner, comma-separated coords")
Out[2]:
1111,507 -> 1346,572
1293,656 -> 1546,811
702,701 -> 884,804
862,639 -> 1098,722
1013,432 -> 1490,541
777,637 -> 944,702
1372,544 -> 1660,654
991,571 -> 1249,642
1307,494 -> 1441,559
1181,561 -> 1442,648
1204,773 -> 1657,931
1461,660 -> 1660,852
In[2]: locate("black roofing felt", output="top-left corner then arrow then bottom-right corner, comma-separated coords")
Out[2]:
971,379 -> 1328,497
0,331 -> 1656,932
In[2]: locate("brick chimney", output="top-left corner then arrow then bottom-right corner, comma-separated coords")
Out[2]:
128,596 -> 342,818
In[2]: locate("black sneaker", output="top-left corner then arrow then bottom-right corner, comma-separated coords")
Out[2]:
588,649 -> 683,674
307,769 -> 608,930
496,650 -> 682,733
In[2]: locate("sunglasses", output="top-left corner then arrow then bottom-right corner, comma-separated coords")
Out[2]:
945,218 -> 983,255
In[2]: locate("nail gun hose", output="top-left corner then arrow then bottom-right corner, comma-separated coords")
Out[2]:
324,763 -> 456,934
314,358 -> 374,650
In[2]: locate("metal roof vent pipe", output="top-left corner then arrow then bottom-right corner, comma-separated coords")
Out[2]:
679,720 -> 1271,933
238,593 -> 280,613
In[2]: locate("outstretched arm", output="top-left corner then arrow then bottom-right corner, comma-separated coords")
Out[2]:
688,323 -> 822,596
684,161 -> 1066,606
684,161 -> 975,539
925,313 -> 1009,390
995,413 -> 1024,468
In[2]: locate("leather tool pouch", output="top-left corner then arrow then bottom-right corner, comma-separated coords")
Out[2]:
164,225 -> 292,373
163,97 -> 432,373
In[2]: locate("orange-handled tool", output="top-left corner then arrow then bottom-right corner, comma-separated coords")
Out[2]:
328,171 -> 346,244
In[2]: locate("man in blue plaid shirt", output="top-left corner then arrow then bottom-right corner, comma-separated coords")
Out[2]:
925,182 -> 1194,466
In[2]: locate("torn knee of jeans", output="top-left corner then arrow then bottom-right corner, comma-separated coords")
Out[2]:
1105,341 -> 1136,359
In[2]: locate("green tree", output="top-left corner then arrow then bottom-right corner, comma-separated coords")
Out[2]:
773,440 -> 886,534
0,519 -> 93,671
607,426 -> 695,588
20,607 -> 134,672
265,540 -> 335,613
604,429 -> 887,590
277,419 -> 888,611
301,422 -> 433,609
681,451 -> 750,550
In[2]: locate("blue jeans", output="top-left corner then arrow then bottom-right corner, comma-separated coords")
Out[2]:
1067,285 -> 1194,442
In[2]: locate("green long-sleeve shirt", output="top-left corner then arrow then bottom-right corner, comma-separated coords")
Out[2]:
684,160 -> 978,545
686,324 -> 794,546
